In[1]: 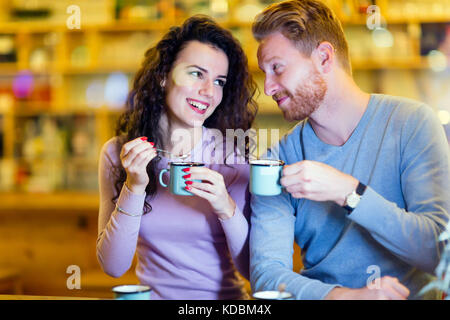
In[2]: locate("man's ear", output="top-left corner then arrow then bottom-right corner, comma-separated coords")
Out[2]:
313,41 -> 335,73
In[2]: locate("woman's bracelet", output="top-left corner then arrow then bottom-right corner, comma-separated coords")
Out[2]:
115,204 -> 143,217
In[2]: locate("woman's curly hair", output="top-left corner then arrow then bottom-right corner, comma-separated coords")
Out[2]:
112,15 -> 258,213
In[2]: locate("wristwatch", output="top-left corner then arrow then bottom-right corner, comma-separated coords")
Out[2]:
343,181 -> 367,213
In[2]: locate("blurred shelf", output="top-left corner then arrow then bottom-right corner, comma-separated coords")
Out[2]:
1,59 -> 432,75
351,56 -> 429,70
0,20 -> 180,34
0,63 -> 18,74
7,155 -> 98,161
0,192 -> 99,214
340,16 -> 450,25
96,19 -> 174,32
0,20 -> 168,33
250,56 -> 431,72
0,64 -> 139,75
0,105 -> 123,116
62,64 -> 139,74
0,16 -> 449,33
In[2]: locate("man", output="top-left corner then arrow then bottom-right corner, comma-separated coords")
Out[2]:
250,0 -> 450,300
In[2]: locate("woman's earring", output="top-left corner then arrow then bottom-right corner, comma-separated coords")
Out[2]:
160,79 -> 166,88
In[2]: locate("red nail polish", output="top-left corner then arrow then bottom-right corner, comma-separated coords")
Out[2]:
149,142 -> 154,146
183,174 -> 191,179
182,168 -> 190,172
140,137 -> 148,141
185,180 -> 193,185
185,186 -> 191,191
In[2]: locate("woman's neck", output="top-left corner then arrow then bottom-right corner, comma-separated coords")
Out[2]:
159,113 -> 203,156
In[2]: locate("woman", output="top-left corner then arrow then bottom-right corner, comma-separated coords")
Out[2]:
97,15 -> 258,300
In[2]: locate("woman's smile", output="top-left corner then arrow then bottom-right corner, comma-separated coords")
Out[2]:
186,98 -> 210,114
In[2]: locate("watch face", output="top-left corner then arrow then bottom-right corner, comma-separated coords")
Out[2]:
346,193 -> 360,208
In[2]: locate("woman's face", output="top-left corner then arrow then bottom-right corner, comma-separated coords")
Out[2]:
164,40 -> 229,129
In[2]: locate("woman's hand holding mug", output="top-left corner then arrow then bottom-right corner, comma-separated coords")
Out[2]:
183,167 -> 236,220
120,137 -> 157,194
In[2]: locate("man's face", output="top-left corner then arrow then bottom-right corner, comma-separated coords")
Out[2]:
257,32 -> 327,121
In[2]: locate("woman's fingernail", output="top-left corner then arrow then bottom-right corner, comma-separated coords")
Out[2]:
149,142 -> 154,146
185,186 -> 191,191
140,137 -> 148,141
182,168 -> 190,172
183,174 -> 191,179
185,180 -> 193,185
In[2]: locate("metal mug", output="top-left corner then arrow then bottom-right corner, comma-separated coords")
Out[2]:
249,159 -> 285,196
159,162 -> 204,196
112,284 -> 152,300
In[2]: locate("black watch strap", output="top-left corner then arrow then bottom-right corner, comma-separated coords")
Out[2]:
343,204 -> 353,212
343,182 -> 367,212
356,182 -> 367,196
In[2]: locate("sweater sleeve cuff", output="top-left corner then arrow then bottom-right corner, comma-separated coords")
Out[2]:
297,279 -> 341,300
116,183 -> 147,217
294,279 -> 341,300
318,284 -> 342,300
218,205 -> 248,234
347,186 -> 388,227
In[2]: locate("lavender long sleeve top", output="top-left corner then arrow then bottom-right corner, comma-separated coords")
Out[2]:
97,127 -> 250,300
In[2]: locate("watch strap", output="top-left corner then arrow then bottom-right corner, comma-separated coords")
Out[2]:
343,182 -> 367,212
343,204 -> 354,212
356,181 -> 367,196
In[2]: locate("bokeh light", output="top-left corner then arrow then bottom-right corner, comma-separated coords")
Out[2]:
104,72 -> 129,109
70,45 -> 90,67
372,27 -> 394,48
427,50 -> 448,72
0,93 -> 14,112
438,110 -> 450,125
12,70 -> 34,99
85,79 -> 104,108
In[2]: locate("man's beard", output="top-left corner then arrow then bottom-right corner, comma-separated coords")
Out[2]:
281,69 -> 327,122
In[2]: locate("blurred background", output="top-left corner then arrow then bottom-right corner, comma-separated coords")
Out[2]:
0,0 -> 448,298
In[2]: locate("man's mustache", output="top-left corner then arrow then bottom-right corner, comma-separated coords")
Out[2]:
273,91 -> 291,101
